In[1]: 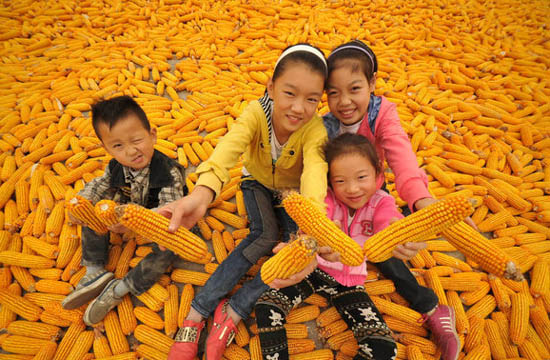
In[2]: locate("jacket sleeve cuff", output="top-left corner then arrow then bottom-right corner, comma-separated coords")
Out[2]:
399,178 -> 432,212
195,171 -> 223,199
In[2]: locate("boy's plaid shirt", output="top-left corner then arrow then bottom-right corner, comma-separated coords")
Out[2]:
78,164 -> 185,207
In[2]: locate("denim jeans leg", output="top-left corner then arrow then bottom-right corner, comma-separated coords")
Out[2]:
274,204 -> 298,242
374,257 -> 438,313
124,244 -> 178,295
229,272 -> 270,320
81,226 -> 110,267
191,180 -> 280,318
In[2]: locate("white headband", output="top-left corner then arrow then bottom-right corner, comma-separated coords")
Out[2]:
328,44 -> 376,71
274,44 -> 327,73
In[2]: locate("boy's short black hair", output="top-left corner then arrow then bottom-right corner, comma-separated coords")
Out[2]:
91,96 -> 150,140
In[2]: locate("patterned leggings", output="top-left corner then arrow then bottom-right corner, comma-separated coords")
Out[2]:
255,269 -> 397,360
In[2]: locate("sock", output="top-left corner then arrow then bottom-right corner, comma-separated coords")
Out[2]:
85,264 -> 104,276
114,280 -> 130,298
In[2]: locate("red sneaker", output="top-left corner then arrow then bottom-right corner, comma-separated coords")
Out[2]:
167,320 -> 205,360
424,305 -> 460,360
205,299 -> 237,360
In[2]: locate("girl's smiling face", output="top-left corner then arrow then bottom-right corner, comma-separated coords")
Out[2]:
267,61 -> 325,144
326,60 -> 376,126
329,152 -> 378,215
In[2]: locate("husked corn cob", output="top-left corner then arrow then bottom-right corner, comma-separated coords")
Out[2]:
94,199 -> 119,227
66,195 -> 108,234
281,192 -> 363,266
364,196 -> 473,262
116,204 -> 211,264
261,235 -> 317,284
510,293 -> 529,345
442,221 -> 523,280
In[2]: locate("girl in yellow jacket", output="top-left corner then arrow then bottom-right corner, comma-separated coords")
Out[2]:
161,44 -> 329,360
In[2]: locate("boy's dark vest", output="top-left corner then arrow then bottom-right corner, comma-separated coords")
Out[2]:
107,150 -> 187,208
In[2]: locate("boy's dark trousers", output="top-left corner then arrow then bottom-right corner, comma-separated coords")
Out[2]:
81,226 -> 177,295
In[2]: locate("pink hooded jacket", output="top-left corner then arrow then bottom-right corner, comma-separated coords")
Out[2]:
317,188 -> 403,287
357,97 -> 431,210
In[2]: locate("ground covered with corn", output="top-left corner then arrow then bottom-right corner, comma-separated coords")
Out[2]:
1,0 -> 550,359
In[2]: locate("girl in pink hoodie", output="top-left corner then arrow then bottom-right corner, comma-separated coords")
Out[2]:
323,41 -> 460,360
255,133 -> 398,360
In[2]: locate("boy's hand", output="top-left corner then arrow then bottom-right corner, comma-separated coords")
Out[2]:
108,223 -> 128,234
317,246 -> 341,263
68,211 -> 84,226
156,186 -> 214,232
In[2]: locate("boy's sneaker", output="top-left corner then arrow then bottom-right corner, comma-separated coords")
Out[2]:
61,271 -> 114,310
424,305 -> 460,360
83,279 -> 123,326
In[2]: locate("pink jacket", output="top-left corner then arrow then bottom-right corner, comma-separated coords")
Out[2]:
317,188 -> 403,286
357,97 -> 431,210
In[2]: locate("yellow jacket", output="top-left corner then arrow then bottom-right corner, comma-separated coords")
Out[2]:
195,99 -> 328,206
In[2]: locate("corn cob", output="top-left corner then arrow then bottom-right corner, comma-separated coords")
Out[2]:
224,343 -> 250,360
133,325 -> 174,354
114,238 -> 136,279
93,332 -> 113,359
50,321 -> 85,360
289,349 -> 334,360
1,335 -> 53,355
118,295 -> 137,336
164,284 -> 178,337
465,295 -> 497,320
363,196 -> 473,262
0,283 -> 20,331
136,292 -> 164,313
286,305 -> 320,324
66,196 -> 108,234
116,204 -> 211,263
34,280 -> 73,295
261,235 -> 317,284
104,311 -> 130,354
303,294 -> 328,307
94,199 -> 119,227
249,336 -> 261,360
33,341 -> 58,360
510,293 -> 530,345
384,315 -> 428,337
0,251 -> 55,269
65,330 -> 94,360
10,266 -> 35,293
134,306 -> 165,330
281,192 -> 364,266
135,344 -> 168,360
443,221 -> 523,280
177,284 -> 193,327
209,208 -> 247,229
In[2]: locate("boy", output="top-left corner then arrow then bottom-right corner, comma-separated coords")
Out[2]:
62,95 -> 188,326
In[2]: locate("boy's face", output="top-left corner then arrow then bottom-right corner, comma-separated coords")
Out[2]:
97,113 -> 157,170
326,63 -> 376,126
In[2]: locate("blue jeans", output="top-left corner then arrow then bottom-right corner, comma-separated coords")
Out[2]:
192,179 -> 297,319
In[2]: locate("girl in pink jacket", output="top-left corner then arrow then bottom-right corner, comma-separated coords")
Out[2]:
255,134 -> 397,360
323,40 -> 459,360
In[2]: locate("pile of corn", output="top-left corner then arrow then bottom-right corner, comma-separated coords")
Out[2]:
0,0 -> 549,359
